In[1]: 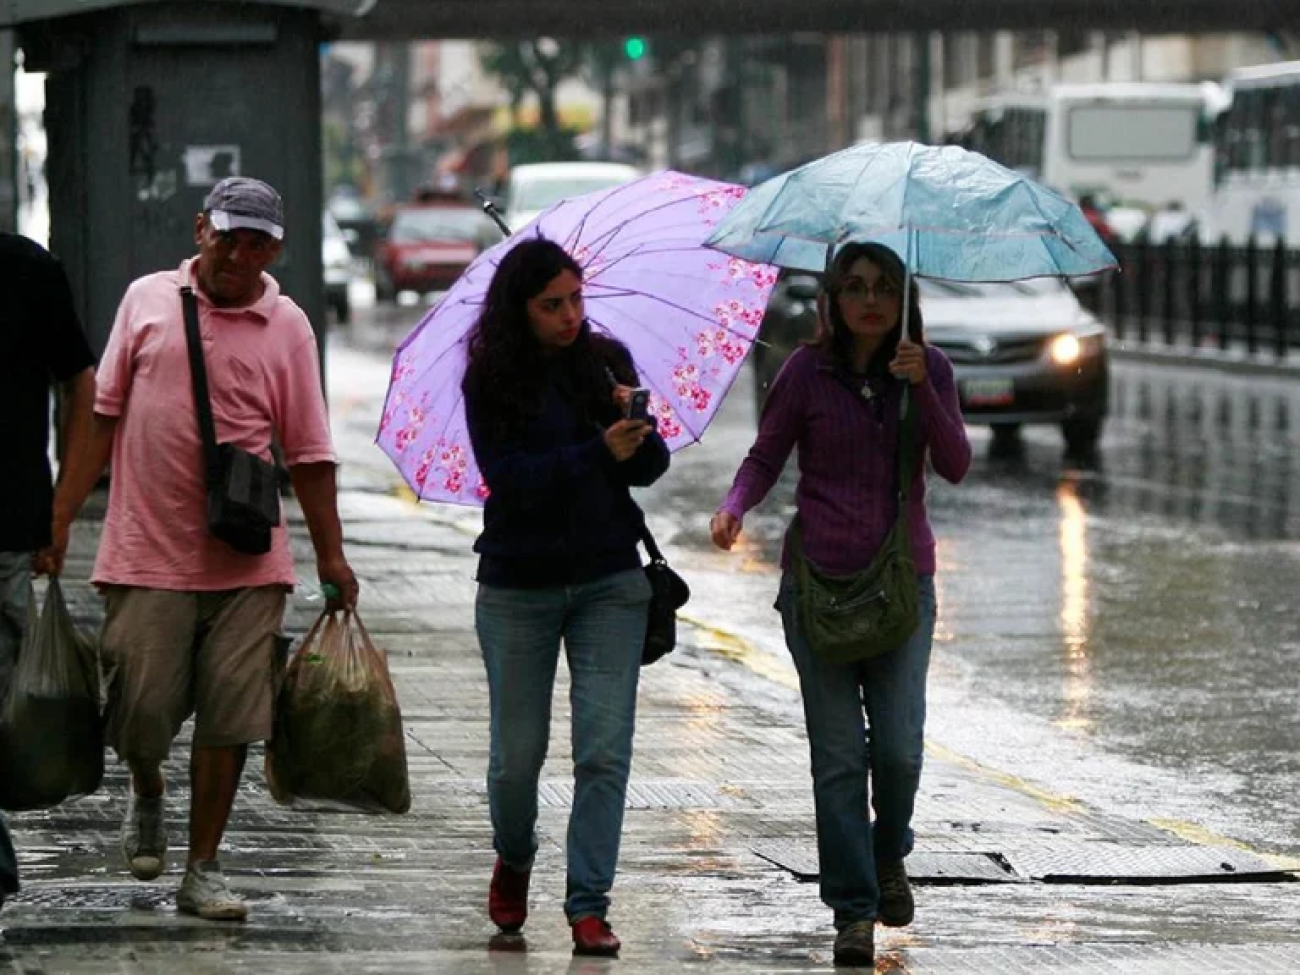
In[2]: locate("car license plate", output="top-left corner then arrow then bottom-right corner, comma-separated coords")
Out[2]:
962,378 -> 1014,406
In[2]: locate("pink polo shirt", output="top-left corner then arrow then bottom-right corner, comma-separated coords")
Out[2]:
92,258 -> 336,591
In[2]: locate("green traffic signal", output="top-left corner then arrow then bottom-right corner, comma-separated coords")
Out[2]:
624,37 -> 647,61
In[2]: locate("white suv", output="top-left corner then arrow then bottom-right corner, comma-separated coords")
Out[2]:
322,212 -> 353,324
502,162 -> 642,234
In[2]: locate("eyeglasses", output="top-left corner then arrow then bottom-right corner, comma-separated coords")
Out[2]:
839,278 -> 900,302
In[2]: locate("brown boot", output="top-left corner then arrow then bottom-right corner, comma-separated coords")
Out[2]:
877,858 -> 915,927
833,920 -> 875,967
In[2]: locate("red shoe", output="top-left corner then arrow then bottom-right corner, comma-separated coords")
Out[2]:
488,858 -> 530,933
571,916 -> 621,957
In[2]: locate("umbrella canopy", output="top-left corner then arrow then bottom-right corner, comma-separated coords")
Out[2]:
704,140 -> 1118,281
377,170 -> 779,506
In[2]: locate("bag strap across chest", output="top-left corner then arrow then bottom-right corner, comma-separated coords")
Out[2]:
180,286 -> 223,490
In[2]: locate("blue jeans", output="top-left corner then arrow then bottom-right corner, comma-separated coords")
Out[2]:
777,571 -> 937,929
475,568 -> 650,922
0,551 -> 30,898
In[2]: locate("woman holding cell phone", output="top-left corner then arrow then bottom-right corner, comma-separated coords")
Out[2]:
461,237 -> 669,958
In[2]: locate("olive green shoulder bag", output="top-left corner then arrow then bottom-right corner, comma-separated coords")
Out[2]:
790,386 -> 919,663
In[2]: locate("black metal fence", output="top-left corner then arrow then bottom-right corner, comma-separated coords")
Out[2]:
1085,239 -> 1300,360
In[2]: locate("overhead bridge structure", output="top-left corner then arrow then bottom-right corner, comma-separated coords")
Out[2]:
337,0 -> 1300,38
2,0 -> 1297,354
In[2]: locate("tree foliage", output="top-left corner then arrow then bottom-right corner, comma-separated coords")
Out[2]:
479,39 -> 586,136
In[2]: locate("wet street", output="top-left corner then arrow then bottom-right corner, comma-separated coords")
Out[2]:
661,352 -> 1300,861
353,297 -> 1300,865
4,295 -> 1300,973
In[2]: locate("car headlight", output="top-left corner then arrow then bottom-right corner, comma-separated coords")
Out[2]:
1050,332 -> 1104,366
1050,334 -> 1082,365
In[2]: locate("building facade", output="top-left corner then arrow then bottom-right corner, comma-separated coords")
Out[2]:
621,31 -> 1290,184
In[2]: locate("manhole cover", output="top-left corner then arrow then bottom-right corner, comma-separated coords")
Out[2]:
10,884 -> 276,910
751,840 -> 1019,884
540,779 -> 739,810
424,778 -> 741,810
1003,842 -> 1295,883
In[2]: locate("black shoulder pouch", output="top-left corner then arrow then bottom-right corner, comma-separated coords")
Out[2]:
181,286 -> 281,555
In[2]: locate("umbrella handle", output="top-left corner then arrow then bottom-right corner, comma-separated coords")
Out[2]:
902,227 -> 916,343
474,187 -> 513,238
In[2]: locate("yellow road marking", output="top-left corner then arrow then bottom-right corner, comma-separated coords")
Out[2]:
681,616 -> 1297,867
678,614 -> 799,690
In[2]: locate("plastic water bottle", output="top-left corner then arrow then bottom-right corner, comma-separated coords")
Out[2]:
300,582 -> 342,603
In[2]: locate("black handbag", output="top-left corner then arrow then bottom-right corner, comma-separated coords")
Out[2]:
627,498 -> 690,666
181,286 -> 281,555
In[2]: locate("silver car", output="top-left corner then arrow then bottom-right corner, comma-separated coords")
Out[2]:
753,274 -> 1109,456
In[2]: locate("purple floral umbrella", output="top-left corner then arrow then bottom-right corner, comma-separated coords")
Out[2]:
376,170 -> 779,506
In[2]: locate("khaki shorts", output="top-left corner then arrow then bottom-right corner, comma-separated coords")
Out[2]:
100,586 -> 287,765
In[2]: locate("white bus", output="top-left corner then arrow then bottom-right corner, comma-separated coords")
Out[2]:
951,91 -> 1049,181
1201,60 -> 1300,245
953,82 -> 1223,239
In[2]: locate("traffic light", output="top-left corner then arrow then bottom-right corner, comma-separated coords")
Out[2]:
623,37 -> 647,61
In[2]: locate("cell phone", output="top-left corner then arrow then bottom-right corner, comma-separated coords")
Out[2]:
627,388 -> 651,422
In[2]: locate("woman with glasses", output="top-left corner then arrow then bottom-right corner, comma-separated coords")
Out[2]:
709,241 -> 971,968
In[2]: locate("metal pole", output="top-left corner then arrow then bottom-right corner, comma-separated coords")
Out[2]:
1162,238 -> 1176,345
1245,236 -> 1259,355
1112,244 -> 1127,343
1270,237 -> 1287,359
913,32 -> 931,143
0,32 -> 16,233
1214,237 -> 1231,349
601,55 -> 614,160
1136,240 -> 1150,345
1188,235 -> 1202,348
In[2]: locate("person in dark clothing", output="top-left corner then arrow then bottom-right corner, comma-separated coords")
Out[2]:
1077,193 -> 1117,246
462,238 -> 668,958
0,233 -> 98,908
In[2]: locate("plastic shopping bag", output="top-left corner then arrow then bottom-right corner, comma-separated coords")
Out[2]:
265,610 -> 411,814
0,580 -> 104,812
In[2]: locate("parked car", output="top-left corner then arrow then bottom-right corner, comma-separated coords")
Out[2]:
749,271 -> 821,414
322,212 -> 353,324
374,203 -> 482,302
328,188 -> 380,263
752,273 -> 1109,455
502,161 -> 642,232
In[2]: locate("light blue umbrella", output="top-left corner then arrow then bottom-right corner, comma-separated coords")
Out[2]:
704,141 -> 1118,282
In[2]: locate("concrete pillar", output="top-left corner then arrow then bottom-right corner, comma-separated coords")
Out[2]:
21,3 -> 325,360
0,32 -> 15,232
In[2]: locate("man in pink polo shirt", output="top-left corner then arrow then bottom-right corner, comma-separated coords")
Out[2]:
54,177 -> 358,921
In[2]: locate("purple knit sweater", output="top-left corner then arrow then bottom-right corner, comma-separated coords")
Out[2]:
721,345 -> 971,575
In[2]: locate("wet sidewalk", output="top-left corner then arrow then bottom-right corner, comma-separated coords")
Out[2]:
3,342 -> 1299,974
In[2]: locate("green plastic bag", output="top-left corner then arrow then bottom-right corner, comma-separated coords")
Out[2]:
0,580 -> 104,812
265,610 -> 411,814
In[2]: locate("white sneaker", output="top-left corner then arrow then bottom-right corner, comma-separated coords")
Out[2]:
177,861 -> 248,921
121,791 -> 167,881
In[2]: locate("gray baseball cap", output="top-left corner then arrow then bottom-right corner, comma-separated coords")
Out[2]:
203,177 -> 285,240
